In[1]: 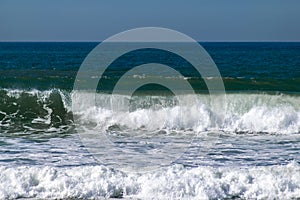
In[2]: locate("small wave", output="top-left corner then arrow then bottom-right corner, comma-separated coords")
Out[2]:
1,162 -> 300,199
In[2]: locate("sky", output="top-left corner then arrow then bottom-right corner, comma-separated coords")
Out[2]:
1,0 -> 300,42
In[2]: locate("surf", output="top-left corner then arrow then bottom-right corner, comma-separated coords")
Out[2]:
0,88 -> 299,136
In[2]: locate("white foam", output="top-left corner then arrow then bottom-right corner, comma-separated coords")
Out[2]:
72,92 -> 300,134
1,162 -> 300,199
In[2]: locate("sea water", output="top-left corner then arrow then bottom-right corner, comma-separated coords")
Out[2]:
0,42 -> 299,199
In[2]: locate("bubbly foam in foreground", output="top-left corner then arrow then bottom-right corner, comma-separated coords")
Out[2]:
1,162 -> 300,199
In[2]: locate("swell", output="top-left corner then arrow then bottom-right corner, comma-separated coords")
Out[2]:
0,75 -> 299,93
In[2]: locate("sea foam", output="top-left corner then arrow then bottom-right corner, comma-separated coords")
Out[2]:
72,92 -> 300,134
1,162 -> 300,199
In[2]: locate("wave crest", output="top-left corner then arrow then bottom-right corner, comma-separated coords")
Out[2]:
72,92 -> 300,134
0,89 -> 299,135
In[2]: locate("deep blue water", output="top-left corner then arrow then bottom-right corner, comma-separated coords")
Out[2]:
0,42 -> 299,92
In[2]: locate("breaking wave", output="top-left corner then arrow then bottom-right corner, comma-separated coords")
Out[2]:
0,88 -> 299,135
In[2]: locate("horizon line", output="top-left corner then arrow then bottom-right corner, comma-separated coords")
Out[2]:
1,40 -> 300,43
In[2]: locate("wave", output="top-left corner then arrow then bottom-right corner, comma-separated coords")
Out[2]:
0,88 -> 299,135
1,162 -> 300,199
0,75 -> 299,93
83,75 -> 300,92
0,89 -> 73,136
73,91 -> 300,134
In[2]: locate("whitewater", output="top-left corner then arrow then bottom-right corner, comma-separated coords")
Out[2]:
0,89 -> 300,199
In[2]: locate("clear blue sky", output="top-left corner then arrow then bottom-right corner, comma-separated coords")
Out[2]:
1,0 -> 300,42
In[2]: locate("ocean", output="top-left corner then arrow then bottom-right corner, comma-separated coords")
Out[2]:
0,42 -> 300,199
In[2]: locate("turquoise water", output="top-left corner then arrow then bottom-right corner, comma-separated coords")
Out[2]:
0,42 -> 300,199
